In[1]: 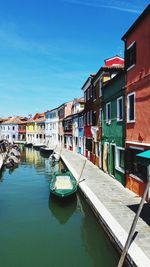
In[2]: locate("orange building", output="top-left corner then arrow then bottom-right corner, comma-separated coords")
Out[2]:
122,5 -> 150,196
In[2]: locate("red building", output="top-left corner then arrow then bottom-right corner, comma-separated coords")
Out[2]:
122,5 -> 150,197
82,75 -> 95,162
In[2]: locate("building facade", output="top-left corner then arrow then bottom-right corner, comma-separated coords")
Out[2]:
45,108 -> 59,148
102,70 -> 125,185
122,4 -> 150,196
58,101 -> 73,148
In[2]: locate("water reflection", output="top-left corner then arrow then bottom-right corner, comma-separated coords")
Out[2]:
79,194 -> 119,267
0,146 -> 120,267
49,195 -> 77,224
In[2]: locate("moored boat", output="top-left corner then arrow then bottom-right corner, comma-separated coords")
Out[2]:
24,142 -> 33,147
33,143 -> 45,150
49,171 -> 77,198
40,146 -> 54,156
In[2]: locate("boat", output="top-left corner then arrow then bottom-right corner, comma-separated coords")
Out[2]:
49,153 -> 60,163
24,142 -> 32,147
33,143 -> 45,150
49,171 -> 77,198
40,146 -> 54,156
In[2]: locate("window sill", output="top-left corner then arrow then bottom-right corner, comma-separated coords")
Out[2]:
117,119 -> 123,122
115,166 -> 125,174
127,120 -> 135,123
127,64 -> 135,71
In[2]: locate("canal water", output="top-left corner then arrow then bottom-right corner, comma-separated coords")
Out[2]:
0,147 -> 119,267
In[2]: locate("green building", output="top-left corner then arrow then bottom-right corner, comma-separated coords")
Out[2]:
102,70 -> 125,185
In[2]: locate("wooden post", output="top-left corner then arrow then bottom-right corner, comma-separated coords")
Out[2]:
117,177 -> 150,267
77,159 -> 87,184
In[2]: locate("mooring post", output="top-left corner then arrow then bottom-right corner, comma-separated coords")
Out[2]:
77,159 -> 87,184
117,173 -> 150,267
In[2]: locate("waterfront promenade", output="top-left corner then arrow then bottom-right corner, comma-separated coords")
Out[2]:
55,147 -> 150,267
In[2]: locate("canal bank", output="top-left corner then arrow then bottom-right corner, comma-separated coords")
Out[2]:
55,147 -> 150,267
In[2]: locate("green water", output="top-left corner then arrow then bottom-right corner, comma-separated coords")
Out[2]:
0,147 -> 119,267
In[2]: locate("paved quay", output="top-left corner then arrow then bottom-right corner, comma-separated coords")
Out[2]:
55,147 -> 150,267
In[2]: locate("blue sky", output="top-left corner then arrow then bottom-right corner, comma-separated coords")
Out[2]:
0,0 -> 149,117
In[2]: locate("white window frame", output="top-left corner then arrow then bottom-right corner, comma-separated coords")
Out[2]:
106,102 -> 111,124
117,96 -> 123,121
115,146 -> 125,173
127,92 -> 135,123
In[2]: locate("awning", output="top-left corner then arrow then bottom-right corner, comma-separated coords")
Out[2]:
136,150 -> 150,166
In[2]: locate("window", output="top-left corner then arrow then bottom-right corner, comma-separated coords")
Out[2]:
116,147 -> 125,173
90,87 -> 93,98
106,102 -> 111,124
99,108 -> 102,127
93,86 -> 96,101
87,112 -> 90,125
117,97 -> 123,121
87,88 -> 90,100
84,113 -> 86,126
86,138 -> 92,152
12,126 -> 15,131
90,110 -> 92,125
93,111 -> 96,126
125,148 -> 147,182
99,79 -> 102,97
127,92 -> 135,122
125,42 -> 136,70
84,92 -> 87,102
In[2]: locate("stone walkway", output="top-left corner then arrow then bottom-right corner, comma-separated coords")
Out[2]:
55,147 -> 150,267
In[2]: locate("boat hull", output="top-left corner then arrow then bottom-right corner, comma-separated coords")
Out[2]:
40,146 -> 54,156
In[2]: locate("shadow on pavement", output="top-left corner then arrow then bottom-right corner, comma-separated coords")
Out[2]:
127,203 -> 150,226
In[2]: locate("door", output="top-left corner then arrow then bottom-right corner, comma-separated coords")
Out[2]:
111,144 -> 116,177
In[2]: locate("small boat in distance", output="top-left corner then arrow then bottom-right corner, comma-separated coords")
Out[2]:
50,171 -> 77,198
40,146 -> 54,156
33,143 -> 45,150
24,142 -> 32,147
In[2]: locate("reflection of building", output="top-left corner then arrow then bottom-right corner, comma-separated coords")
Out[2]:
122,5 -> 150,196
79,194 -> 119,266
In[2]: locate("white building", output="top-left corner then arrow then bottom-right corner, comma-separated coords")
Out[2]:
45,107 -> 59,147
0,117 -> 22,143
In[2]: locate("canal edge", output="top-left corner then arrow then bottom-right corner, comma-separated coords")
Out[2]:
60,153 -> 150,267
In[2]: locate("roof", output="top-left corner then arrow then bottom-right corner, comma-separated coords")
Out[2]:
81,74 -> 95,91
2,116 -> 27,124
103,69 -> 125,88
122,4 -> 150,40
92,65 -> 124,84
72,97 -> 84,105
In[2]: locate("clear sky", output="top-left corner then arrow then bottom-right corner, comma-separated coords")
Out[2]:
0,0 -> 149,117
